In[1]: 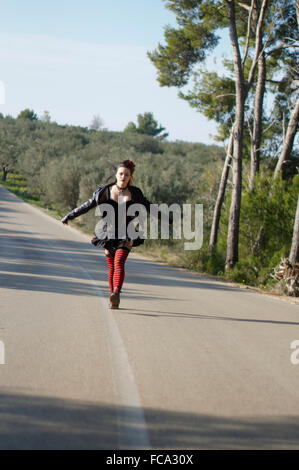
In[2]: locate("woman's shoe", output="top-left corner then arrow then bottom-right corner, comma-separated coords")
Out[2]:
109,292 -> 120,309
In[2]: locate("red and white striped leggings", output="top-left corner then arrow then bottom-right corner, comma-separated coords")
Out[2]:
105,248 -> 130,294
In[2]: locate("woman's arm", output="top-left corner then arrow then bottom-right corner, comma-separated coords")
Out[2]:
61,186 -> 105,224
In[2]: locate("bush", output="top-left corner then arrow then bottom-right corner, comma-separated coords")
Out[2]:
40,155 -> 82,210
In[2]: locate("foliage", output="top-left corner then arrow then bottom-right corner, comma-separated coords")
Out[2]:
0,79 -> 297,294
17,108 -> 38,121
180,170 -> 299,289
0,113 -> 223,209
215,173 -> 298,286
124,112 -> 169,140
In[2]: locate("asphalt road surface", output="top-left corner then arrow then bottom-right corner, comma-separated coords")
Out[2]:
0,184 -> 299,450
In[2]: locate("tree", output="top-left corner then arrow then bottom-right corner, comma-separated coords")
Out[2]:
177,0 -> 297,190
224,0 -> 246,270
149,0 -> 268,269
0,140 -> 16,181
209,127 -> 234,252
17,109 -> 38,121
224,0 -> 269,268
261,0 -> 299,180
89,114 -> 105,131
124,112 -> 169,140
249,51 -> 266,191
40,155 -> 81,210
40,110 -> 51,123
274,96 -> 299,179
0,119 -> 19,181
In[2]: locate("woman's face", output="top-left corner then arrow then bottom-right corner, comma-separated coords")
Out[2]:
116,166 -> 131,188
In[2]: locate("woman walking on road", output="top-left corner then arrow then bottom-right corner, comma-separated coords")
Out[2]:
61,159 -> 152,309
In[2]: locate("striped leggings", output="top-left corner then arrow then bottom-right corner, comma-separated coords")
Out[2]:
105,248 -> 130,294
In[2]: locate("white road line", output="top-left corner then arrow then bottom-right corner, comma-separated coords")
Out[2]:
43,237 -> 151,449
84,272 -> 151,449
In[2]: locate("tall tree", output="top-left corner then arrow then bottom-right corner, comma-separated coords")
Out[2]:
209,127 -> 234,252
226,0 -> 271,267
249,0 -> 266,190
224,0 -> 246,270
178,0 -> 297,253
149,0 -> 269,269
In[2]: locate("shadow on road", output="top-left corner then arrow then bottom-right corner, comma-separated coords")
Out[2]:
118,307 -> 299,326
0,217 -> 299,326
0,389 -> 298,450
1,187 -> 297,326
1,228 -> 298,326
0,225 -> 246,296
0,231 -> 107,297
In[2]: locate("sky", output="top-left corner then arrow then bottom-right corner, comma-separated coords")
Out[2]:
0,0 -> 230,144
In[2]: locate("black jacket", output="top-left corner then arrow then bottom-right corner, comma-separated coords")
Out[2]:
62,183 -> 152,247
62,184 -> 152,221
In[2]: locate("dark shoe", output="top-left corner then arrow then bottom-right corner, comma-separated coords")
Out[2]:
109,292 -> 120,309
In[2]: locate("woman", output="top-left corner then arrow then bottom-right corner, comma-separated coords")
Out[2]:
61,159 -> 151,309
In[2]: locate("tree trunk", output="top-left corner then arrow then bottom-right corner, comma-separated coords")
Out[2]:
250,50 -> 266,191
2,166 -> 8,182
274,97 -> 299,179
209,0 -> 268,254
225,0 -> 245,270
248,0 -> 268,190
209,128 -> 234,253
289,196 -> 299,265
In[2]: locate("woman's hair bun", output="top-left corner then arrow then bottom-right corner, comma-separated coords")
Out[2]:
124,159 -> 135,174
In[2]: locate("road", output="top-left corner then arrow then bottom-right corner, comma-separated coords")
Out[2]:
0,184 -> 299,450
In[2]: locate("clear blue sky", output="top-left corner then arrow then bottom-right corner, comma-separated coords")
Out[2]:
0,0 -> 230,143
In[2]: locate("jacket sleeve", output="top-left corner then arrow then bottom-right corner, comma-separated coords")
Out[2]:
62,186 -> 104,221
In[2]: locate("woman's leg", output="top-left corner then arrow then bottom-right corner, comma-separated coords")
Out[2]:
107,242 -> 132,309
112,247 -> 130,294
105,250 -> 115,293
